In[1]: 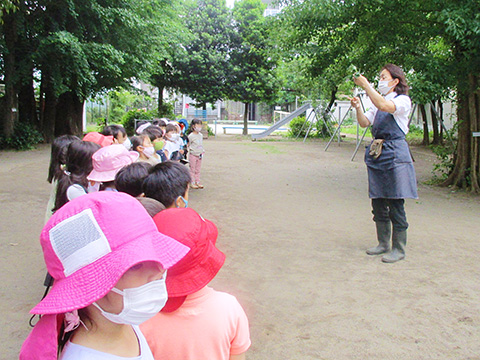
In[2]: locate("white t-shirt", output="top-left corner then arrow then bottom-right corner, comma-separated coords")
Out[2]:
59,325 -> 153,360
163,140 -> 180,160
364,92 -> 412,134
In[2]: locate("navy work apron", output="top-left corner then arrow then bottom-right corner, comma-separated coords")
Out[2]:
365,108 -> 418,199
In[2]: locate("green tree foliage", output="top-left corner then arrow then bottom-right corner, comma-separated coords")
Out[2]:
229,0 -> 280,134
0,0 -> 178,144
281,0 -> 480,190
171,0 -> 234,109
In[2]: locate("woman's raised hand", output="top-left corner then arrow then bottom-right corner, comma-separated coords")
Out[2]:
353,74 -> 369,89
349,96 -> 361,110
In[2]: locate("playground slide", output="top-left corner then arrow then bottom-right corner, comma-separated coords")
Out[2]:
251,103 -> 312,140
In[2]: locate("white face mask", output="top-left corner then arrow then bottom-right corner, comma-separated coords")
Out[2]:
195,126 -> 202,132
171,134 -> 180,141
122,137 -> 132,151
93,275 -> 168,325
143,145 -> 155,158
378,80 -> 394,95
87,181 -> 100,193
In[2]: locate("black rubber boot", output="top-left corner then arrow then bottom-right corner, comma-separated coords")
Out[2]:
366,221 -> 391,255
382,229 -> 406,263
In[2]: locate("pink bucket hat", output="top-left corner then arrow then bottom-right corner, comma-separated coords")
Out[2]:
82,132 -> 114,147
153,208 -> 225,312
87,144 -> 139,182
31,191 -> 190,315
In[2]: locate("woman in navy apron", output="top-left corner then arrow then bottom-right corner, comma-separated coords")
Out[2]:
350,64 -> 417,263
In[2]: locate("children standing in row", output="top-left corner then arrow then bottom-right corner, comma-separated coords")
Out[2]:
33,127 -> 248,359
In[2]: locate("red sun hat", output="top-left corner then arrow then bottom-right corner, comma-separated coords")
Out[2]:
153,208 -> 225,311
83,132 -> 114,147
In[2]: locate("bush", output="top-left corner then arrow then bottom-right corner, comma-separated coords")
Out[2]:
0,122 -> 44,150
288,116 -> 308,138
122,109 -> 158,136
287,115 -> 335,139
158,101 -> 175,119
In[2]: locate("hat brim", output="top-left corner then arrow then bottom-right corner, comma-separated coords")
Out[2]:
87,152 -> 139,182
165,222 -> 225,297
161,296 -> 187,313
31,231 -> 189,315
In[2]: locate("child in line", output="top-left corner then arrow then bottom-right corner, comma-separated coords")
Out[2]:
188,118 -> 205,189
163,124 -> 182,161
45,135 -> 80,222
141,208 -> 251,360
141,125 -> 167,162
131,134 -> 162,166
101,124 -> 131,149
53,140 -> 101,212
20,192 -> 189,360
115,162 -> 152,197
143,161 -> 191,208
87,144 -> 139,192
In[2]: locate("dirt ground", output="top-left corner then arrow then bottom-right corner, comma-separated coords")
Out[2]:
1,135 -> 480,360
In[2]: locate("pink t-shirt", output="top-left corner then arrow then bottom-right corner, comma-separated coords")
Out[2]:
141,287 -> 251,360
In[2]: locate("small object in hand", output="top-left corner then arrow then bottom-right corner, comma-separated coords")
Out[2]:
354,72 -> 361,78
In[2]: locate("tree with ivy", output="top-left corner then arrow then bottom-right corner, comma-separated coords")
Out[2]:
0,0 -> 178,142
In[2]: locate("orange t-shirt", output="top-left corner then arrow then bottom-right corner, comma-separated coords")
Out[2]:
141,287 -> 251,360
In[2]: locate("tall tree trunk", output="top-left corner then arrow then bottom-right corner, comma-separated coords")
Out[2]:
2,10 -> 18,137
438,100 -> 444,145
157,85 -> 164,115
243,102 -> 249,135
55,92 -> 84,137
18,71 -> 38,126
442,73 -> 480,191
325,86 -> 338,113
42,74 -> 57,143
419,104 -> 429,146
430,102 -> 440,145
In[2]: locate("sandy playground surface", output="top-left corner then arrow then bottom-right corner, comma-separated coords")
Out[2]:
1,135 -> 480,360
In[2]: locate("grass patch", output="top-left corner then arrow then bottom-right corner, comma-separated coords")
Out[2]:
235,142 -> 285,154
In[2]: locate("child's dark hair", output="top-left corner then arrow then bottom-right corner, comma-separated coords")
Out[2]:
115,162 -> 152,197
142,125 -> 164,142
143,161 -> 191,207
47,135 -> 80,184
53,141 -> 101,212
130,135 -> 149,152
136,197 -> 166,217
165,124 -> 177,134
190,118 -> 202,127
101,124 -> 127,140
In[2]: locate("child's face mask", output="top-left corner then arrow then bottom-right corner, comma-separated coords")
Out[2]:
93,275 -> 168,325
154,140 -> 165,151
143,145 -> 155,158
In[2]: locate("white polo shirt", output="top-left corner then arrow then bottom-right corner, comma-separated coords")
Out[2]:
364,92 -> 412,134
